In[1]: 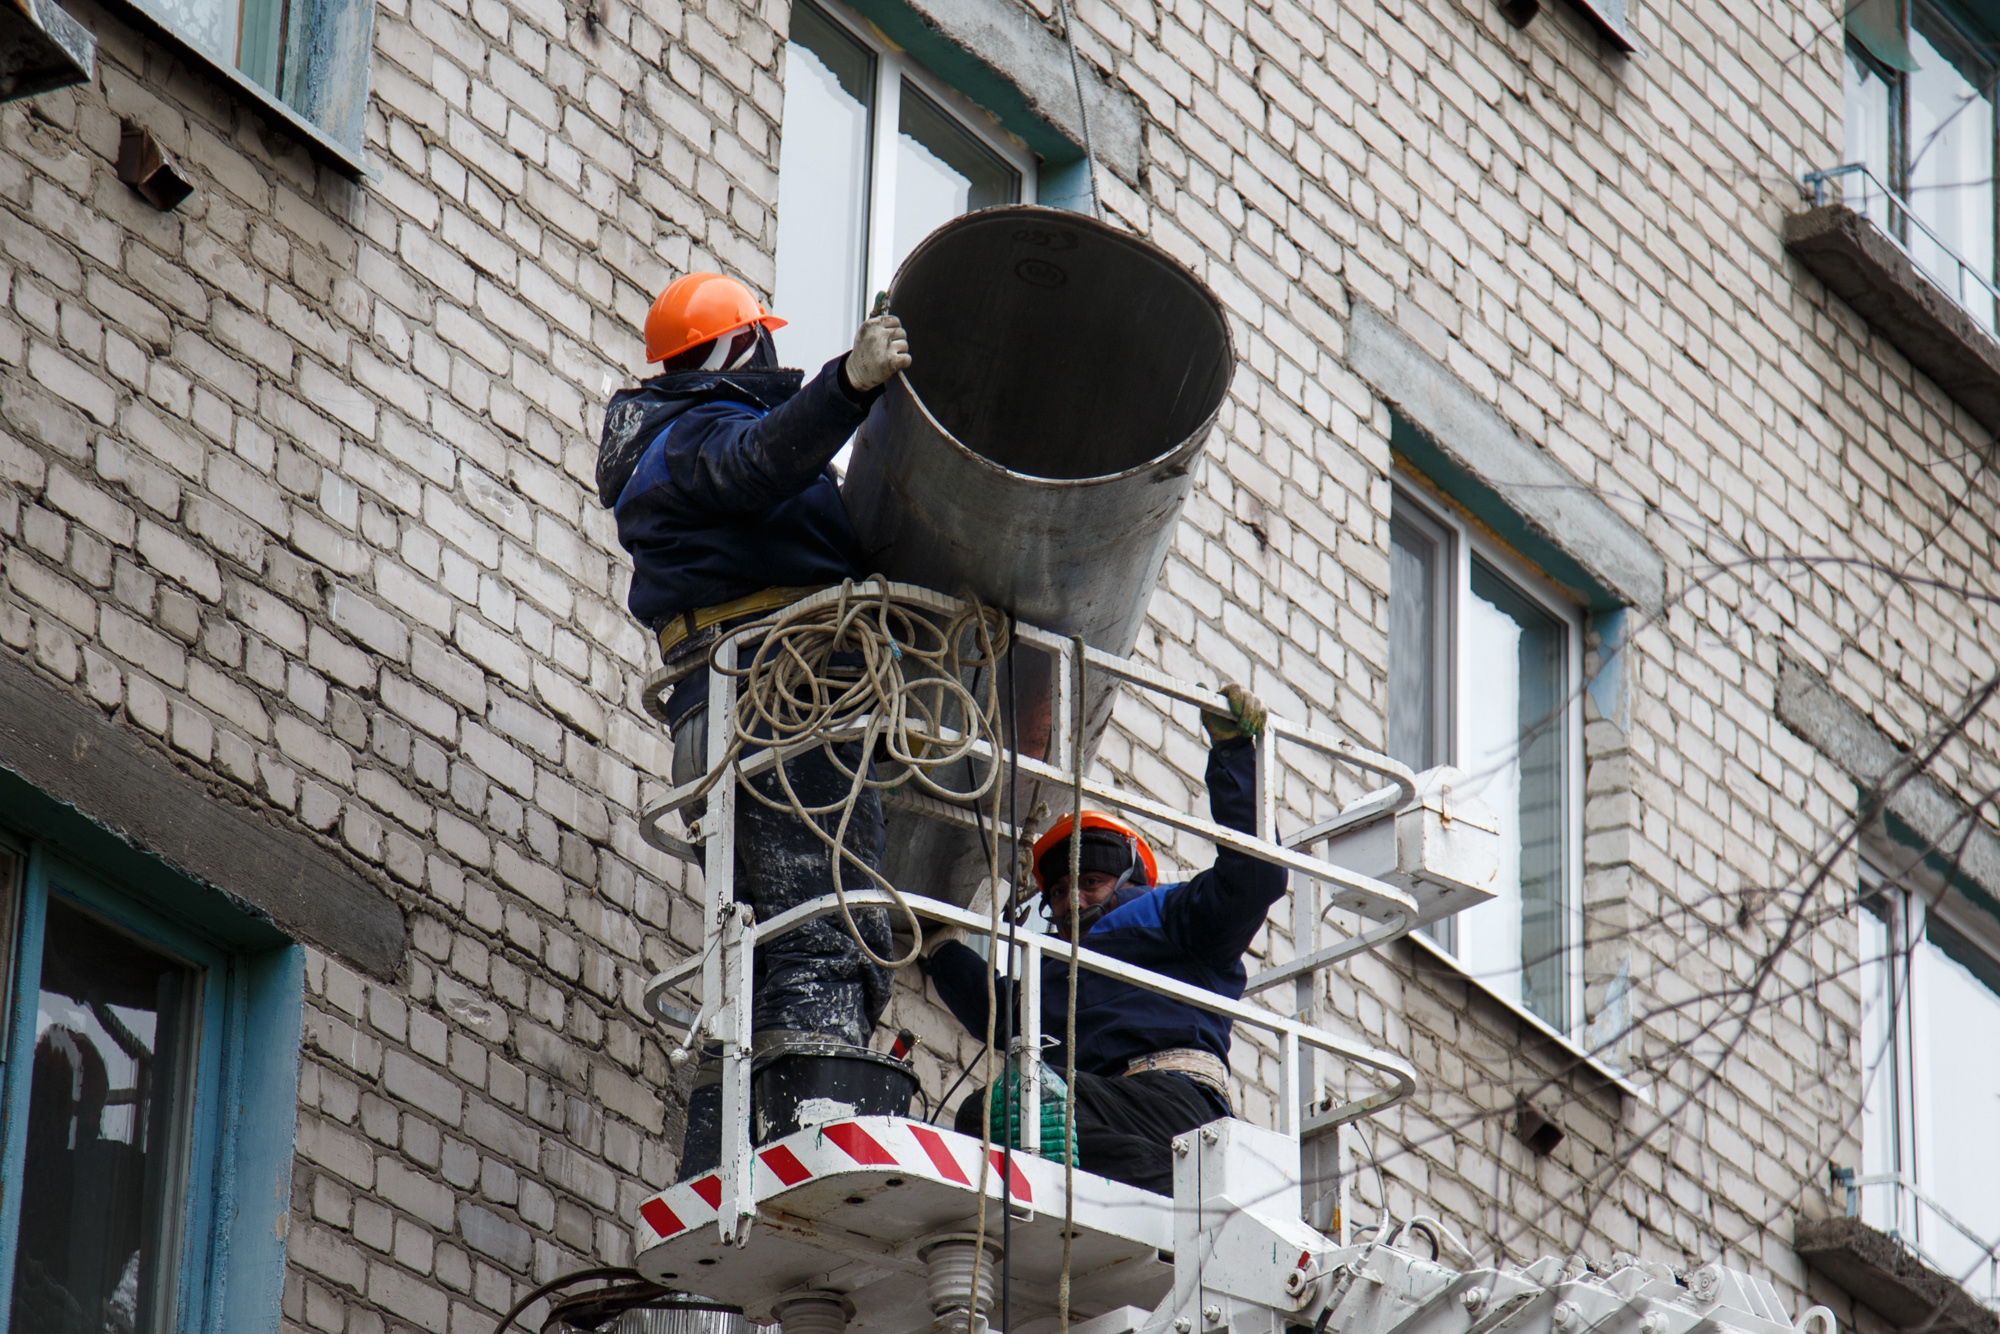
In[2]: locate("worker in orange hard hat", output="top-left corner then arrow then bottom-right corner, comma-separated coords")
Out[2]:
596,272 -> 911,1180
919,683 -> 1283,1196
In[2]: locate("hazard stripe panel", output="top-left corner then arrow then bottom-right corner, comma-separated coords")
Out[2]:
760,1144 -> 813,1185
823,1121 -> 899,1165
639,1198 -> 684,1239
690,1174 -> 723,1208
908,1125 -> 970,1184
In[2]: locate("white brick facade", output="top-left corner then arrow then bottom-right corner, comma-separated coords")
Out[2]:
4,0 -> 1995,1326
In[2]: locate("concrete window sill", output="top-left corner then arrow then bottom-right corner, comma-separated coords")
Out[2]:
1785,204 -> 2000,436
1794,1216 -> 1998,1334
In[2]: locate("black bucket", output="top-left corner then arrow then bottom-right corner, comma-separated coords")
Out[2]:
751,1040 -> 918,1144
679,1040 -> 917,1179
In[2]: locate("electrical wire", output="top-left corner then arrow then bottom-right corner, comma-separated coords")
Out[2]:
1059,635 -> 1086,1334
487,1266 -> 668,1334
1054,0 -> 1102,219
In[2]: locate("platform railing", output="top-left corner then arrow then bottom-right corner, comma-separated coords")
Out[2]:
635,582 -> 1425,1243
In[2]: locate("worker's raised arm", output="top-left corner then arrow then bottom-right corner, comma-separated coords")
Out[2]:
617,312 -> 911,521
1155,688 -> 1288,965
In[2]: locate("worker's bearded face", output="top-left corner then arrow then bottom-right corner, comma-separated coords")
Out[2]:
1047,871 -> 1122,933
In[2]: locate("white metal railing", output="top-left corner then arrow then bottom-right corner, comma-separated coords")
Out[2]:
1838,1169 -> 2000,1308
1805,162 -> 2000,331
635,582 -> 1426,1242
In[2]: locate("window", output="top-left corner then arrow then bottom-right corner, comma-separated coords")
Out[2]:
0,831 -> 304,1331
1389,482 -> 1584,1033
1856,863 -> 2000,1299
1840,0 -> 2000,329
122,0 -> 373,158
773,0 -> 1034,374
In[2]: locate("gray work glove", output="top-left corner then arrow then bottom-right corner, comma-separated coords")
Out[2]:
846,312 -> 911,392
1201,682 -> 1267,743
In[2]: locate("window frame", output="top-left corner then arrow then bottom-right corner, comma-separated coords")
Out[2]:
1391,477 -> 1588,1039
103,0 -> 374,171
0,827 -> 304,1332
1841,0 -> 2000,307
788,0 -> 1038,324
1855,854 -> 2000,1296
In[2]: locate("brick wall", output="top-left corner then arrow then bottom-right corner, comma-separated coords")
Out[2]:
6,0 -> 2000,1324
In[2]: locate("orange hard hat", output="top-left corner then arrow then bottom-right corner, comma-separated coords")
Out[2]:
1030,811 -> 1159,893
644,272 -> 787,363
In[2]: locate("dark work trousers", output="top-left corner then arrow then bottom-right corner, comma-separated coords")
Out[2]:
673,704 -> 893,1183
952,1068 -> 1232,1195
671,703 -> 893,1042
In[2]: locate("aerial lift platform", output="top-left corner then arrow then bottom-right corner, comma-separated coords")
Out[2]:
624,587 -> 1834,1334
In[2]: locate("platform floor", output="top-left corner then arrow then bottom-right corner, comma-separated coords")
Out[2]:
634,1117 -> 1175,1328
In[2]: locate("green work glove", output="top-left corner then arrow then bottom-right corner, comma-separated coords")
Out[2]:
1201,682 -> 1267,743
986,1062 -> 1079,1166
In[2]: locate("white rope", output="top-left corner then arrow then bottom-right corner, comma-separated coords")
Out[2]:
689,577 -> 1011,969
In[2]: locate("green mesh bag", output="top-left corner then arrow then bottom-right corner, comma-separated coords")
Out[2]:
986,1061 -> 1079,1166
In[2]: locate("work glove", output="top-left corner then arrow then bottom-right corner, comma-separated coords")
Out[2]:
1201,682 -> 1266,744
985,1060 -> 1079,1165
845,311 -> 911,392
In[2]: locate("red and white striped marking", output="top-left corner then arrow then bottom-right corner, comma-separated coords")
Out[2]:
635,1116 -> 1159,1250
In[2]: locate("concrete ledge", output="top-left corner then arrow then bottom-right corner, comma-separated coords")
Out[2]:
1775,647 -> 2000,912
844,0 -> 1141,183
1785,204 -> 2000,437
1795,1216 -> 1998,1334
1348,299 -> 1665,613
0,651 -> 405,978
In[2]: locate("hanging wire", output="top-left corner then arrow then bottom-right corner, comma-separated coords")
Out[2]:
1054,0 -> 1103,219
1059,635 -> 1086,1334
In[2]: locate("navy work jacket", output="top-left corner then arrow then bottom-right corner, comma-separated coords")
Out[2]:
924,737 -> 1286,1080
599,357 -> 876,718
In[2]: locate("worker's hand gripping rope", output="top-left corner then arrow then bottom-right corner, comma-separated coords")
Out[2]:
693,577 -> 1011,969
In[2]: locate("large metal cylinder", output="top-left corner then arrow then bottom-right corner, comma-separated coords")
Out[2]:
841,205 -> 1234,658
841,208 -> 1235,902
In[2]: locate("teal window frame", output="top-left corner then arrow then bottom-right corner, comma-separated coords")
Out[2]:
0,777 -> 304,1334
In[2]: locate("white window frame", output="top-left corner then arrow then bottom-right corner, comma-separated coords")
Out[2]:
795,0 -> 1038,313
1855,853 -> 2000,1303
1392,478 -> 1587,1039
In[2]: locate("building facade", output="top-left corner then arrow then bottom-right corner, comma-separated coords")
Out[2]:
3,0 -> 1999,1324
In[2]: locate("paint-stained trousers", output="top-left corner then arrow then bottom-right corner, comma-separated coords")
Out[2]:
672,704 -> 894,1042
673,706 -> 894,1180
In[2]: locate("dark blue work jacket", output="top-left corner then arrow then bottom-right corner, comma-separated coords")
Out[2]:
598,357 -> 875,719
925,738 -> 1286,1079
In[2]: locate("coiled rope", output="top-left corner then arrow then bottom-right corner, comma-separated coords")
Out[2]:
688,577 -> 1011,969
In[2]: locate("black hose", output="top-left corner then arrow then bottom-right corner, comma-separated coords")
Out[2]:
489,1267 -> 650,1334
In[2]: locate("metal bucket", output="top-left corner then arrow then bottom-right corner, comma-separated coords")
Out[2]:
750,1039 -> 918,1144
840,205 -> 1235,902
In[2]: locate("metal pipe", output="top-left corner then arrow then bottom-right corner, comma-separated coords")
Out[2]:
840,206 -> 1235,898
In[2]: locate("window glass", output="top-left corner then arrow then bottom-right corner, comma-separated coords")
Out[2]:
773,5 -> 876,373
12,899 -> 195,1334
1913,914 -> 2000,1279
1387,511 -> 1444,773
892,82 -> 1021,275
1457,557 -> 1569,1028
1843,41 -> 1897,218
1907,2 -> 1996,326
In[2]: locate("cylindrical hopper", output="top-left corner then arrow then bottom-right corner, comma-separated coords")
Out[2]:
840,206 -> 1235,901
842,205 -> 1234,657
